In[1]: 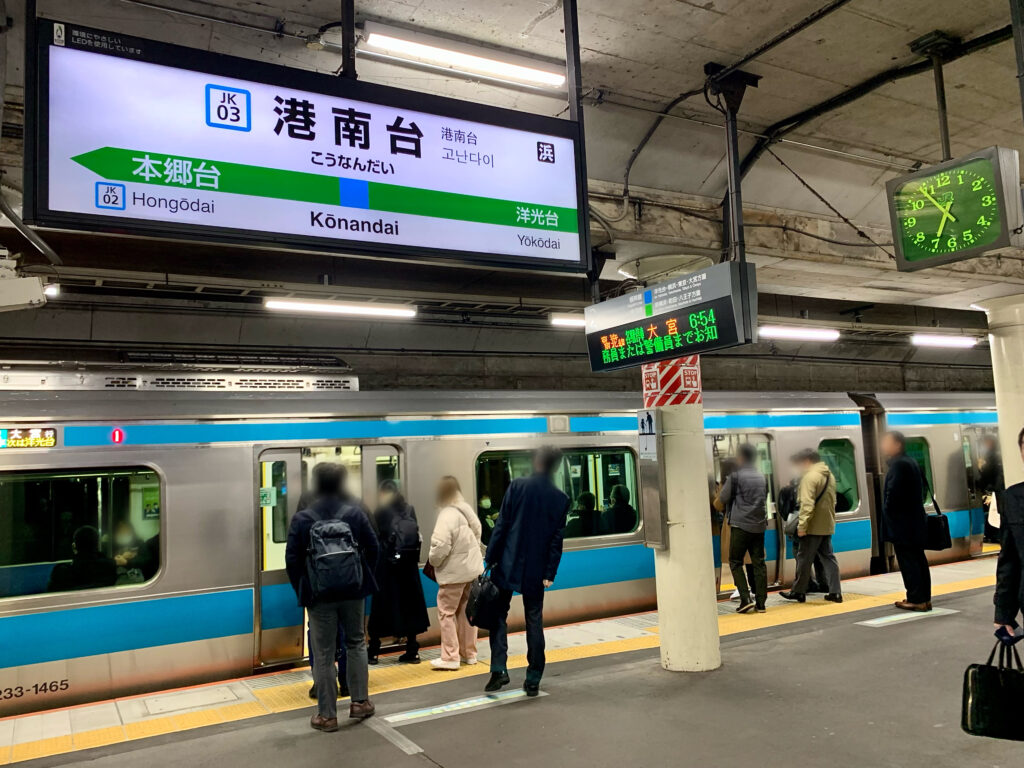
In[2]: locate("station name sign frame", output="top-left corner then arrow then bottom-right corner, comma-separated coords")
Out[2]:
25,19 -> 589,272
584,261 -> 757,373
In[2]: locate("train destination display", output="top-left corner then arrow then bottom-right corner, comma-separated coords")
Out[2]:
28,20 -> 587,270
886,146 -> 1022,272
584,262 -> 757,373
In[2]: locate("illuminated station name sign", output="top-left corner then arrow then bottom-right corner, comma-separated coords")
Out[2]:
584,262 -> 757,373
0,428 -> 58,449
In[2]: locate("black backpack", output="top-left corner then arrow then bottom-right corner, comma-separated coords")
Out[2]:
306,502 -> 364,602
388,504 -> 420,559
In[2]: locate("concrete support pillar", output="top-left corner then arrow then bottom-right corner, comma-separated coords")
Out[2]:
979,294 -> 1024,486
654,402 -> 722,672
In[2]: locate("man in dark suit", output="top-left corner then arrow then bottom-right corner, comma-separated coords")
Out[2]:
881,431 -> 931,612
994,426 -> 1024,638
484,446 -> 570,696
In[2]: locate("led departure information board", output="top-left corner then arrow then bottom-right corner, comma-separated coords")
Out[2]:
26,20 -> 588,271
886,146 -> 1022,272
584,262 -> 757,373
0,427 -> 58,449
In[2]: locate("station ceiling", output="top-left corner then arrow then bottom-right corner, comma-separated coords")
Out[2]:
3,0 -> 1024,315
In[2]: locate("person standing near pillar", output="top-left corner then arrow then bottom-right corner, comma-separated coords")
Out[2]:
713,443 -> 768,613
879,431 -> 932,612
994,427 -> 1024,637
781,449 -> 842,604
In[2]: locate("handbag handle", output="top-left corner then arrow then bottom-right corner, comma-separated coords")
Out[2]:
988,641 -> 1024,670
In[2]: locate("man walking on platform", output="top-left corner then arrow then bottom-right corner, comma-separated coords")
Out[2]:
880,431 -> 932,612
714,443 -> 769,613
781,449 -> 842,604
484,446 -> 570,697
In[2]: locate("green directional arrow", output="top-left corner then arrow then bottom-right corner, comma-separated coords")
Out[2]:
71,146 -> 578,233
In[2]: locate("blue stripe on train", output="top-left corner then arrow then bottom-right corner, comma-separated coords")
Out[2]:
260,583 -> 304,630
886,411 -> 997,426
715,518 -> 873,566
569,412 -> 860,434
0,589 -> 253,669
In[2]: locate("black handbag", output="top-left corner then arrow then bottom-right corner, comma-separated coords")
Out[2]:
466,569 -> 503,630
924,483 -> 952,551
962,641 -> 1024,740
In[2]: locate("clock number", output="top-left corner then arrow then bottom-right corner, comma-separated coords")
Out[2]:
957,173 -> 964,185
936,173 -> 951,187
982,194 -> 995,207
903,216 -> 916,228
914,232 -> 925,244
931,237 -> 940,249
978,215 -> 990,227
946,236 -> 957,249
963,229 -> 974,244
910,199 -> 925,210
972,179 -> 983,192
919,183 -> 935,195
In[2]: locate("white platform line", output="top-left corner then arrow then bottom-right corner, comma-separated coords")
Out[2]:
856,607 -> 959,627
383,689 -> 546,727
366,717 -> 423,755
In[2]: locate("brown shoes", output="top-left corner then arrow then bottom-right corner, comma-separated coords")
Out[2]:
349,700 -> 376,720
310,715 -> 338,732
894,600 -> 932,612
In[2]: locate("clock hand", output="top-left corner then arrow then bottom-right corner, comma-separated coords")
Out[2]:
918,186 -> 958,224
936,201 -> 955,238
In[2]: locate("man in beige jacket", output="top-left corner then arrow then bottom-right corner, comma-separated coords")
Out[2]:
781,449 -> 843,604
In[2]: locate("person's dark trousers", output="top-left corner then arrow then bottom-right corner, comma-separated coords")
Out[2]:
308,622 -> 346,685
308,599 -> 368,719
728,526 -> 767,608
892,543 -> 932,604
792,534 -> 841,595
489,588 -> 546,684
368,636 -> 419,658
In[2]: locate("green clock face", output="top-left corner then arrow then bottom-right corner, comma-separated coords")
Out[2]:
893,156 -> 1003,262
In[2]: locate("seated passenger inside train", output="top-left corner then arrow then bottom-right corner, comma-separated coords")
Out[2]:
112,520 -> 154,585
565,492 -> 598,538
47,525 -> 117,593
602,485 -> 637,535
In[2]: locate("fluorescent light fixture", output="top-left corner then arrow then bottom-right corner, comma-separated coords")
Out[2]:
616,267 -> 636,280
911,333 -> 978,348
264,297 -> 417,318
550,312 -> 586,328
759,325 -> 840,342
43,283 -> 60,297
361,21 -> 566,89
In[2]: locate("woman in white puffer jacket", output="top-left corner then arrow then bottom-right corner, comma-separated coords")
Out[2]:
428,476 -> 484,670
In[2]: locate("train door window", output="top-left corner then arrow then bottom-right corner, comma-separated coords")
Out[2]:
818,439 -> 860,513
709,434 -> 776,513
0,467 -> 161,599
476,448 -> 639,541
301,446 -> 362,499
360,445 -> 402,509
904,437 -> 935,503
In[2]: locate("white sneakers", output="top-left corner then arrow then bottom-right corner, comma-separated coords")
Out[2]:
462,655 -> 478,665
430,658 -> 460,671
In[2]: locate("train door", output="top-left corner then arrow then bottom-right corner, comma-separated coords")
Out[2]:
254,443 -> 400,667
707,433 -> 780,597
961,430 -> 982,512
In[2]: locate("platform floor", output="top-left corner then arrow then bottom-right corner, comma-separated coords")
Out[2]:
2,557 -> 1014,767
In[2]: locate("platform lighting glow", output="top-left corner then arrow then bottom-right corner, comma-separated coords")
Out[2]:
263,298 -> 417,318
43,284 -> 60,297
758,325 -> 840,342
362,25 -> 566,88
910,333 -> 978,348
550,313 -> 586,328
616,267 -> 636,280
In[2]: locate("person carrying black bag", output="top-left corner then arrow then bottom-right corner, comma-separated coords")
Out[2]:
994,427 -> 1024,639
880,431 -> 932,612
483,446 -> 569,697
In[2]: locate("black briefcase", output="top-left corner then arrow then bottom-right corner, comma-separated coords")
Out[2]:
924,493 -> 952,551
962,642 -> 1024,740
466,569 -> 503,631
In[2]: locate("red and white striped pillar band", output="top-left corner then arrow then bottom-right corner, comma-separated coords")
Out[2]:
642,356 -> 702,408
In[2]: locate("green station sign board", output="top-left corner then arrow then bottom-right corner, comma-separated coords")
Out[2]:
584,262 -> 757,373
886,146 -> 1022,272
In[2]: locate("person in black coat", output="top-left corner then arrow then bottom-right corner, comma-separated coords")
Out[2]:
977,435 -> 1005,543
994,426 -> 1024,638
881,431 -> 931,612
47,526 -> 117,593
285,463 -> 380,729
483,446 -> 569,697
368,480 -> 430,664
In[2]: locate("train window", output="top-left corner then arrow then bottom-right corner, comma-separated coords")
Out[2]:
709,434 -> 776,510
0,467 -> 161,599
476,448 -> 639,542
904,437 -> 935,503
818,439 -> 859,513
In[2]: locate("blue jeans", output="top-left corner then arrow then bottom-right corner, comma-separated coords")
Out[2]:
489,589 -> 545,684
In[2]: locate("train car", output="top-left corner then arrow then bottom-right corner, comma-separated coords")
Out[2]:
0,372 -> 999,715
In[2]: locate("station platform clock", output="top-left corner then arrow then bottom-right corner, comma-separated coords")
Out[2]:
886,146 -> 1022,272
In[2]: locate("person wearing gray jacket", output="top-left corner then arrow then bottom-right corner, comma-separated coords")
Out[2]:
714,443 -> 768,613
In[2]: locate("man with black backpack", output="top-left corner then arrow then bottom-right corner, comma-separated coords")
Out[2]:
286,463 -> 380,732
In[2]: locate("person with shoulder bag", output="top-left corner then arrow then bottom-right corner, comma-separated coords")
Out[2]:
781,449 -> 842,604
428,476 -> 484,670
285,463 -> 380,732
879,431 -> 932,612
994,427 -> 1024,640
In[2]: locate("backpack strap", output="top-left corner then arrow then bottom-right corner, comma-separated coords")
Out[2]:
813,470 -> 831,507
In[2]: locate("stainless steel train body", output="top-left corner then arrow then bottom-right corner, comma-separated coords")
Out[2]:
0,378 -> 997,715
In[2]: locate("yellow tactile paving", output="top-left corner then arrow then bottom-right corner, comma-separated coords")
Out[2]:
72,726 -> 127,750
10,736 -> 73,762
982,542 -> 1001,554
2,570 -> 999,764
